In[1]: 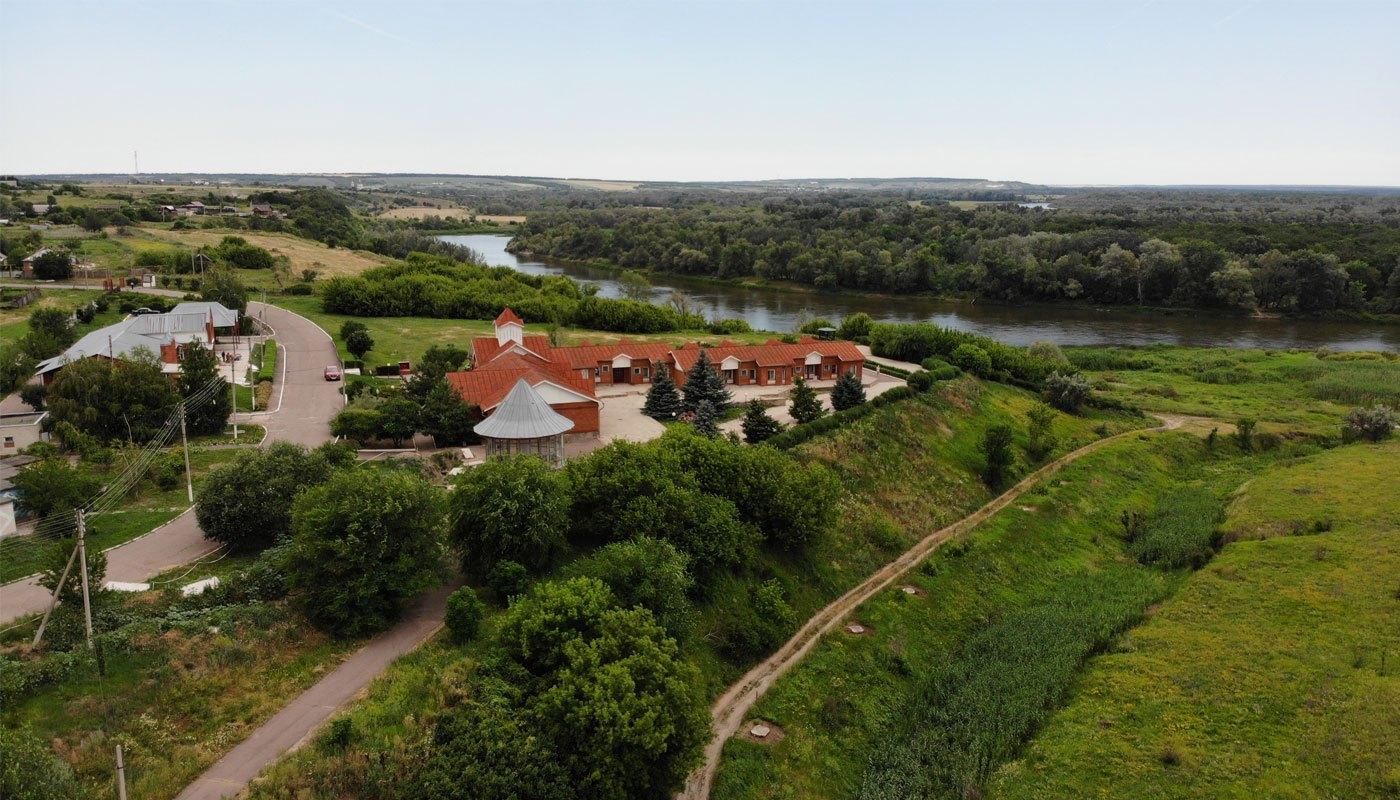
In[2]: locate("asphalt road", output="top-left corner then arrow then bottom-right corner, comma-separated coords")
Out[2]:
0,299 -> 342,623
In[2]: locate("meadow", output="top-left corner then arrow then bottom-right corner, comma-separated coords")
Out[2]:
988,439 -> 1400,799
1069,345 -> 1399,435
710,432 -> 1272,800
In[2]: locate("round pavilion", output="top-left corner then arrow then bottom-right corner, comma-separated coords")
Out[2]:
473,378 -> 575,467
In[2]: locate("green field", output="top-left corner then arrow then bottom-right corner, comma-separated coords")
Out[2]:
1070,346 -> 1399,435
710,431 -> 1271,800
988,439 -> 1400,800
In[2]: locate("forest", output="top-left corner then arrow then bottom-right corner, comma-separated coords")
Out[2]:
507,198 -> 1400,315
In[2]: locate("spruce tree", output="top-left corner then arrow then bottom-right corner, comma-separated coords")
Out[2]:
788,376 -> 826,424
643,367 -> 683,420
830,371 -> 866,411
682,350 -> 732,413
693,399 -> 720,438
740,399 -> 783,444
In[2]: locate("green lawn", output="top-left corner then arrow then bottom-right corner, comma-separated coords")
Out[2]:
269,294 -> 788,368
1069,346 -> 1399,435
989,438 -> 1400,799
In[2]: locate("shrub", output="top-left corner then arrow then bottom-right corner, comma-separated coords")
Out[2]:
950,343 -> 992,376
1026,402 -> 1057,461
765,386 -> 915,449
569,537 -> 694,638
788,375 -> 826,423
1027,340 -> 1069,365
906,370 -> 935,392
288,470 -> 446,636
740,398 -> 783,443
980,423 -> 1016,488
919,357 -> 961,380
486,560 -> 530,599
707,318 -> 752,335
445,586 -> 485,643
838,312 -> 874,341
195,442 -> 336,552
1343,404 -> 1395,442
1044,371 -> 1092,412
1234,417 -> 1257,451
0,724 -> 78,800
451,456 -> 571,578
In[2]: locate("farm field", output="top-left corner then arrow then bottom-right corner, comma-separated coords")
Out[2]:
710,431 -> 1279,800
133,227 -> 390,278
989,438 -> 1400,800
1070,345 -> 1400,435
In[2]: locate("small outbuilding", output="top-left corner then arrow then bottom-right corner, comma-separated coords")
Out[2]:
473,378 -> 574,467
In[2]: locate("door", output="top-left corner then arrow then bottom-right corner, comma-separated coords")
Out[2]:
612,366 -> 629,383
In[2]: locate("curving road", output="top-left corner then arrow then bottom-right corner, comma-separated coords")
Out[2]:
0,300 -> 342,624
678,416 -> 1183,800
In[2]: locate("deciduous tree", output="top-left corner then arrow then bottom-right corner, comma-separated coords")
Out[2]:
451,455 -> 571,578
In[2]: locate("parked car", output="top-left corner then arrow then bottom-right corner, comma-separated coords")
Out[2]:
131,307 -> 160,315
324,365 -> 343,381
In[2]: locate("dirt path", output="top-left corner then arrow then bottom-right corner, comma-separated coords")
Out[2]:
678,416 -> 1181,800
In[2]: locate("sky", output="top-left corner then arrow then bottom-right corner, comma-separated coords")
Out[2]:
2,0 -> 1397,186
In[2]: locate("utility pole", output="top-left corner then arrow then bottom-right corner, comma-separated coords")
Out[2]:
115,744 -> 128,800
180,403 -> 194,504
76,510 -> 94,651
32,530 -> 79,647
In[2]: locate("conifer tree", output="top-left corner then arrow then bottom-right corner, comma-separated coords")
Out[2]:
830,371 -> 866,411
740,399 -> 783,443
788,375 -> 826,424
682,350 -> 732,413
693,399 -> 720,438
643,367 -> 683,420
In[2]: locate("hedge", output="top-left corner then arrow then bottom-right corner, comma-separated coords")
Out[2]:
766,387 -> 916,450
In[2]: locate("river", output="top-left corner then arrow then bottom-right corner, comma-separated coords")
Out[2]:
440,234 -> 1399,351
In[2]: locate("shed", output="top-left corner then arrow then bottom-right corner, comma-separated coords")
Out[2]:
473,379 -> 574,467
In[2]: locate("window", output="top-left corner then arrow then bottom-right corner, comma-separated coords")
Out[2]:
2,436 -> 12,448
767,369 -> 775,382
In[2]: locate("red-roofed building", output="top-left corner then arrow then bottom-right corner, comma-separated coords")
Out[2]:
450,308 -> 865,437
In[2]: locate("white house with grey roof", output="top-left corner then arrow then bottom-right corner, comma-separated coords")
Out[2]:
34,302 -> 238,384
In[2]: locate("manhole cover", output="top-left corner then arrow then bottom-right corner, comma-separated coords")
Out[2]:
901,586 -> 918,595
847,623 -> 867,634
750,724 -> 771,738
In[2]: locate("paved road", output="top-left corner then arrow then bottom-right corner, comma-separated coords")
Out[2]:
174,582 -> 454,800
678,416 -> 1183,800
0,299 -> 342,624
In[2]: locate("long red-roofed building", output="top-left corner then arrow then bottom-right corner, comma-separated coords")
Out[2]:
449,309 -> 865,435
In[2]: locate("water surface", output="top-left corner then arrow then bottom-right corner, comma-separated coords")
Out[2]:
442,234 -> 1399,351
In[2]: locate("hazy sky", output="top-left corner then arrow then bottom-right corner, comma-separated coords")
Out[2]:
2,0 -> 1397,185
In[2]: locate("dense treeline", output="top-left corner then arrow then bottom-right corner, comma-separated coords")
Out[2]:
321,253 -> 706,332
508,200 -> 1400,314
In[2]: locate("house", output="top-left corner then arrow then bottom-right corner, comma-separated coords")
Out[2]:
179,201 -> 206,216
670,338 -> 864,387
0,414 -> 47,452
30,204 -> 51,215
0,454 -> 42,536
251,203 -> 278,218
33,302 -> 237,383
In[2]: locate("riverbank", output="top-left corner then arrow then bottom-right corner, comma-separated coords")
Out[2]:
443,234 -> 1400,351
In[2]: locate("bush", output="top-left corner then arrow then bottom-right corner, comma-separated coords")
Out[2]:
950,343 -> 993,376
152,452 -> 185,490
830,371 -> 866,411
195,442 -> 337,552
980,423 -> 1016,488
0,725 -> 79,800
288,469 -> 446,636
707,318 -> 752,335
1343,404 -> 1395,442
445,586 -> 485,643
906,370 -> 935,391
486,560 -> 530,599
569,537 -> 694,639
1027,340 -> 1069,365
450,456 -> 571,578
1044,371 -> 1092,412
919,357 -> 961,380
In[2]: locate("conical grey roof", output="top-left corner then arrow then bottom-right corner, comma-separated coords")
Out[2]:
474,379 -> 576,439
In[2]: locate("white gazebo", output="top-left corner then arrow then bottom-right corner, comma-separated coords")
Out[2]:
474,379 -> 575,466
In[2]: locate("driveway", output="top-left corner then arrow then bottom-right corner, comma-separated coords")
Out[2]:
0,299 -> 342,624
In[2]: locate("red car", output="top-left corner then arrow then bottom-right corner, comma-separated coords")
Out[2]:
324,365 -> 343,381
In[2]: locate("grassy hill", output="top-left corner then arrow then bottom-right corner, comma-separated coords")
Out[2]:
988,439 -> 1400,800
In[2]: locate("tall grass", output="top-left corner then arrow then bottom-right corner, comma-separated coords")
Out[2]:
855,566 -> 1171,800
1306,360 -> 1400,405
1127,486 -> 1222,569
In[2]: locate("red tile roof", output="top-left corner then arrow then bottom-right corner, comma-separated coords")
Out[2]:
471,335 -> 553,366
447,359 -> 595,411
670,339 -> 864,372
495,307 -> 524,327
548,340 -> 673,371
